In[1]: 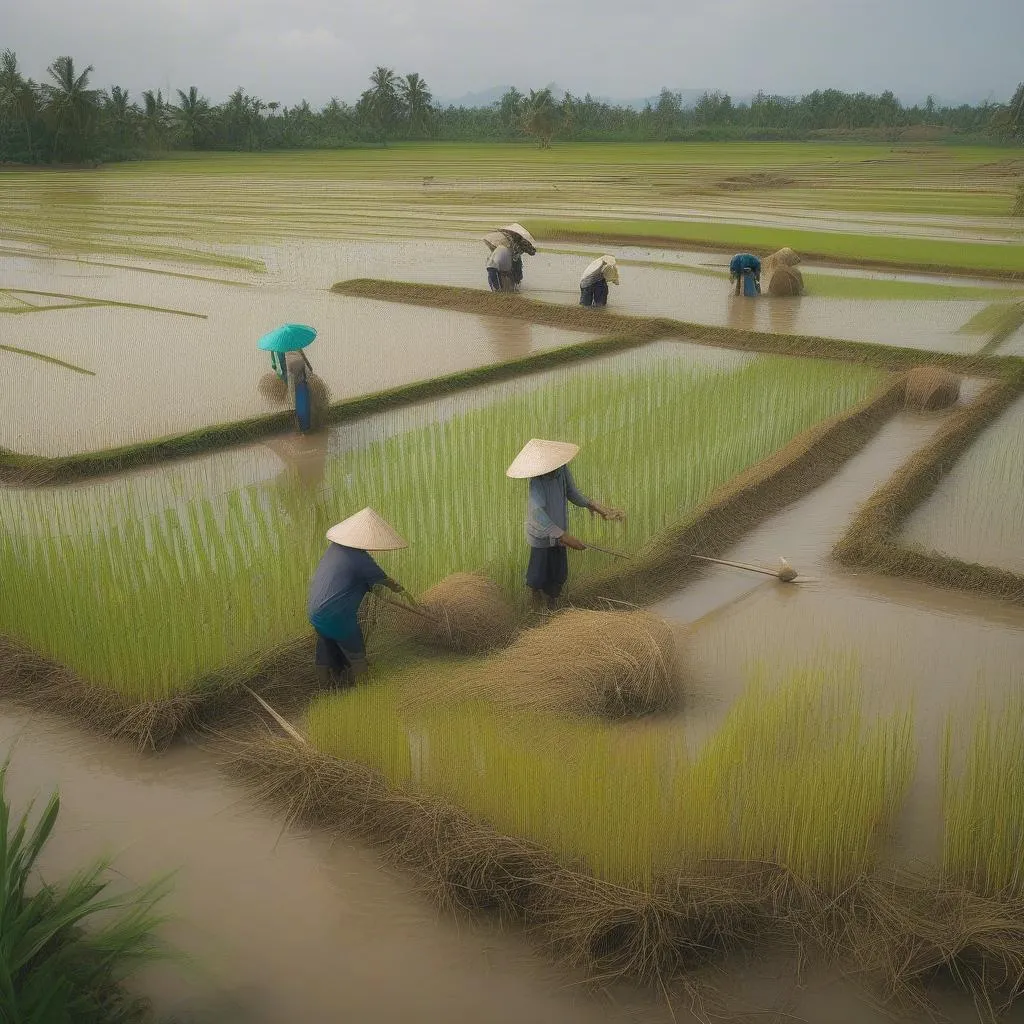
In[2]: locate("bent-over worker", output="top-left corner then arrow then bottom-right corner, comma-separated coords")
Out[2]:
486,241 -> 515,292
579,255 -> 619,307
506,438 -> 624,609
307,507 -> 411,686
729,253 -> 762,297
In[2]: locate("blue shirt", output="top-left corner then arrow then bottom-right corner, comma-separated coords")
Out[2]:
307,544 -> 387,647
525,465 -> 591,548
729,253 -> 761,277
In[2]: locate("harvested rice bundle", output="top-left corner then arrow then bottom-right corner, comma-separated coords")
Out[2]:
761,246 -> 801,282
308,374 -> 332,428
767,266 -> 804,297
904,366 -> 961,411
409,609 -> 678,718
257,372 -> 288,402
400,573 -> 517,654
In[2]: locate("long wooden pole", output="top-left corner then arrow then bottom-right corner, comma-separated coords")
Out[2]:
583,541 -> 797,581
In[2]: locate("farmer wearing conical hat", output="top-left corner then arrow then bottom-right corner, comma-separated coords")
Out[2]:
485,223 -> 536,291
307,507 -> 411,685
579,254 -> 619,307
506,439 -> 624,609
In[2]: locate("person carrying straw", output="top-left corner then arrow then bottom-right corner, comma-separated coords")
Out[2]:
506,439 -> 624,610
307,507 -> 412,686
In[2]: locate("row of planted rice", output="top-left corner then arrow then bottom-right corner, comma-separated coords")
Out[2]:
0,348 -> 884,722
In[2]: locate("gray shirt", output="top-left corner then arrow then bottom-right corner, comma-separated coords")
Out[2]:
526,465 -> 591,548
486,245 -> 513,273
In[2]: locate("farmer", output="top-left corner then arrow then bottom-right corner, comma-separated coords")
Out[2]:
506,438 -> 624,609
729,253 -> 762,297
579,254 -> 619,307
486,239 -> 515,292
307,507 -> 411,686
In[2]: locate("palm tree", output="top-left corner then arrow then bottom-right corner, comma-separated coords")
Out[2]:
175,85 -> 209,149
499,87 -> 523,135
102,86 -> 137,154
522,88 -> 561,148
42,56 -> 99,162
399,73 -> 433,135
368,66 -> 400,141
0,50 -> 42,163
141,89 -> 170,152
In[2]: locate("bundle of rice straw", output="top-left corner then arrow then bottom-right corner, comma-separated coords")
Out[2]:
406,609 -> 678,718
767,265 -> 804,297
398,573 -> 517,654
308,374 -> 332,428
760,246 -> 801,282
904,366 -> 961,411
257,372 -> 288,402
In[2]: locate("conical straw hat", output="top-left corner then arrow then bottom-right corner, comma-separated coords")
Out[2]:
326,507 -> 408,550
501,223 -> 536,247
506,438 -> 580,478
483,230 -> 508,252
583,254 -> 619,285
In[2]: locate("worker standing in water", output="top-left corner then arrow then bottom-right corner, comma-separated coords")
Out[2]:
486,238 -> 515,291
506,439 -> 624,610
579,254 -> 619,307
484,224 -> 536,291
729,253 -> 762,297
307,507 -> 412,686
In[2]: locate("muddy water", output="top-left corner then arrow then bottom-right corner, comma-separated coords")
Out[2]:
1,239 -> 997,453
0,706 -> 677,1024
901,395 -> 1024,575
650,402 -> 1024,871
0,271 -> 600,456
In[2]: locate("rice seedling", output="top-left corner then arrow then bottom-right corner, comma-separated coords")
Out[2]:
941,696 -> 1024,899
0,350 -> 883,702
309,656 -> 915,894
900,396 -> 1024,576
0,760 -> 170,1022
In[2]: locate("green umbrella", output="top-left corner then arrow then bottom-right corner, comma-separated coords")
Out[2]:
257,323 -> 317,353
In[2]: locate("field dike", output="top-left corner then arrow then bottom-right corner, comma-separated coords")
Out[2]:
834,378 -> 1024,603
223,734 -> 1024,1014
6,281 -> 1023,484
1,375 -> 904,749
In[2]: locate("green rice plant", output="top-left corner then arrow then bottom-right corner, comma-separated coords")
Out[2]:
0,351 -> 883,700
309,657 -> 915,894
0,761 -> 169,1022
900,396 -> 1024,575
941,696 -> 1024,899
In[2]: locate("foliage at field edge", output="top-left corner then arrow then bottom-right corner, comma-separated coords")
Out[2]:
1,48 -> 1021,162
0,761 -> 168,1023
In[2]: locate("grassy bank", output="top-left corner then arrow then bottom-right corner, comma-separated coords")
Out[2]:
535,219 -> 1024,279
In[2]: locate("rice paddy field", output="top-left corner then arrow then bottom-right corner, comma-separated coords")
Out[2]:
2,141 -> 1024,1023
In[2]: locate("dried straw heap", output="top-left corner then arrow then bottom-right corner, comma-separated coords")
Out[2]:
405,608 -> 679,718
767,265 -> 804,297
394,573 -> 517,655
903,366 -> 961,411
257,372 -> 288,402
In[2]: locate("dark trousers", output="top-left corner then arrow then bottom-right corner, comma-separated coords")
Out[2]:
314,630 -> 354,687
526,545 -> 569,604
580,279 -> 609,307
511,256 -> 523,286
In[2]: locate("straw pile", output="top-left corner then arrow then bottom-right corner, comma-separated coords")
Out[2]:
398,573 -> 517,654
407,609 -> 679,718
761,247 -> 801,283
257,372 -> 288,402
308,374 -> 332,428
768,266 -> 804,297
904,366 -> 961,411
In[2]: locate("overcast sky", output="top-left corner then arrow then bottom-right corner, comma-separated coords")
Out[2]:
3,0 -> 1021,107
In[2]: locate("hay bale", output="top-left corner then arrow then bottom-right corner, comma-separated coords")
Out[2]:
767,265 -> 804,297
258,372 -> 288,402
904,366 -> 961,411
410,609 -> 678,717
399,573 -> 517,654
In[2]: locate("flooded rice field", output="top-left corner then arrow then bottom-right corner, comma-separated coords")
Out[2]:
3,234 -> 1015,457
901,395 -> 1024,575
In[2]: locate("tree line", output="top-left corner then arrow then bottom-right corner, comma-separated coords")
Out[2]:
1,50 -> 1022,165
